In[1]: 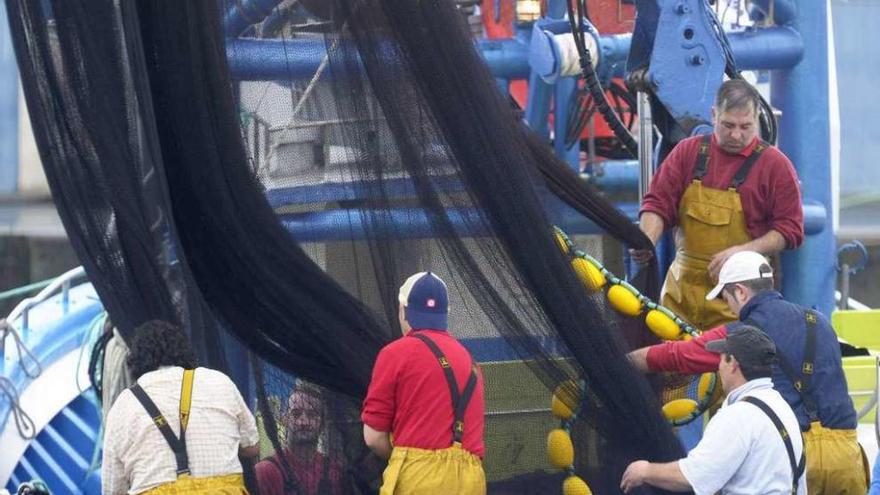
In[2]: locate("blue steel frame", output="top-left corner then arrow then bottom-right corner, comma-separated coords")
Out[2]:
762,0 -> 837,316
223,0 -> 833,314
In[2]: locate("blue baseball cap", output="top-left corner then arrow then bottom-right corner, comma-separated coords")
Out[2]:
398,272 -> 449,330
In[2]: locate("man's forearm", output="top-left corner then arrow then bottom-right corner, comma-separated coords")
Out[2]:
627,347 -> 651,373
369,434 -> 393,460
364,424 -> 394,460
239,443 -> 260,459
740,229 -> 786,255
645,461 -> 692,491
639,212 -> 666,245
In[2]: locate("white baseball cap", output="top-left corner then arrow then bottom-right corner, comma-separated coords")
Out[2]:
705,251 -> 774,300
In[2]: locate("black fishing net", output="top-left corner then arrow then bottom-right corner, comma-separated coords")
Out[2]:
7,0 -> 686,493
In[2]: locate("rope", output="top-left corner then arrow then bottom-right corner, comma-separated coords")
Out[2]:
0,376 -> 36,440
1,320 -> 42,379
15,480 -> 50,495
75,312 -> 108,395
0,320 -> 42,440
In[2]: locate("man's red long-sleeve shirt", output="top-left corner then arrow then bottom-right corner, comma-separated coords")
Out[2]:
640,135 -> 804,249
647,326 -> 728,374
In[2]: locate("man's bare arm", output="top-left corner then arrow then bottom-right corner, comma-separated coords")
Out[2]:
627,347 -> 651,373
631,212 -> 665,263
707,229 -> 785,279
239,443 -> 260,459
621,460 -> 692,493
363,423 -> 393,460
639,212 -> 666,245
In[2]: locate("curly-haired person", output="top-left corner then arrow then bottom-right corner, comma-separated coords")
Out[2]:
102,320 -> 259,494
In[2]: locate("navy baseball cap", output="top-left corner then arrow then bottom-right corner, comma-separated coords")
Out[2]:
705,325 -> 777,367
398,272 -> 449,330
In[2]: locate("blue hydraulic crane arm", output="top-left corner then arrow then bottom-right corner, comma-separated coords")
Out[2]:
630,0 -> 727,142
627,0 -> 801,144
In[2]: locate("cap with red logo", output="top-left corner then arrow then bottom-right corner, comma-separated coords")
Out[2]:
398,272 -> 449,330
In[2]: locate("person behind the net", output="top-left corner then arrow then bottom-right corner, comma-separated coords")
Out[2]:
361,272 -> 486,494
255,381 -> 343,495
102,320 -> 259,495
632,79 -> 804,331
621,326 -> 805,494
628,251 -> 867,493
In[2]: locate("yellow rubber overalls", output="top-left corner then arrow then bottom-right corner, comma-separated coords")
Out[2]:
379,333 -> 486,495
130,369 -> 249,495
660,135 -> 767,330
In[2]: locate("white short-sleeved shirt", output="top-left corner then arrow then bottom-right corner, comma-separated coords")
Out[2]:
102,366 -> 259,495
679,378 -> 806,495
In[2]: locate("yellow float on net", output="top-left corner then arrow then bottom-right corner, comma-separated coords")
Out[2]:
547,428 -> 575,469
571,257 -> 606,293
563,475 -> 593,495
551,381 -> 580,420
697,372 -> 716,403
645,309 -> 681,340
554,230 -> 571,254
662,398 -> 699,422
607,284 -> 642,316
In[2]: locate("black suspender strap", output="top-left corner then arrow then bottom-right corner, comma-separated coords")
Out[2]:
129,369 -> 195,477
691,135 -> 768,187
745,312 -> 820,423
730,141 -> 768,188
455,367 -> 479,443
410,333 -> 479,445
692,134 -> 712,180
796,310 -> 820,422
741,396 -> 805,494
411,333 -> 460,409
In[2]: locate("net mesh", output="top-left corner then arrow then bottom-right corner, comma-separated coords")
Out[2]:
8,0 -> 686,493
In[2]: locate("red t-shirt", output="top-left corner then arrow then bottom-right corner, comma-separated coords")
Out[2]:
640,135 -> 804,249
646,326 -> 728,374
361,329 -> 485,458
254,449 -> 342,495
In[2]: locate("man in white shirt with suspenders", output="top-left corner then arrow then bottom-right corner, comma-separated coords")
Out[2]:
621,326 -> 806,494
103,320 -> 259,494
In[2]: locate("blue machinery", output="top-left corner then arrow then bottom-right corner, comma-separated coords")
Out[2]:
227,0 -> 835,315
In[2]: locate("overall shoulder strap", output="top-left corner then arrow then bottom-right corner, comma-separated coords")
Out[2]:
129,380 -> 191,476
410,332 -> 478,445
741,396 -> 805,493
410,333 -> 460,406
749,311 -> 820,423
453,365 -> 479,444
692,134 -> 712,180
179,369 -> 194,436
730,140 -> 769,188
797,311 -> 820,421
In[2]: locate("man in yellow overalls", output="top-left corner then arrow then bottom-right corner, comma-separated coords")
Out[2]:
633,79 -> 804,330
362,272 -> 486,494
